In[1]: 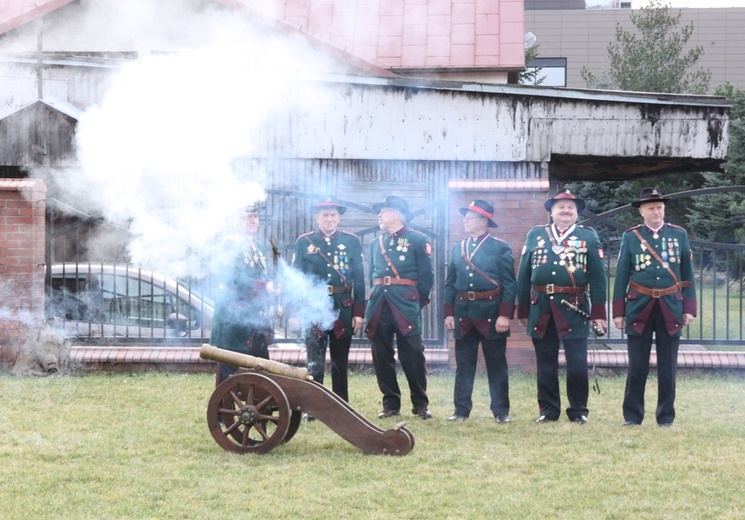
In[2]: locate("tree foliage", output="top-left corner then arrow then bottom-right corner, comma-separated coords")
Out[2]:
689,84 -> 745,244
519,43 -> 545,86
573,0 -> 721,241
581,0 -> 711,94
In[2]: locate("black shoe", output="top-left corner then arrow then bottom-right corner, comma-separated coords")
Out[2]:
658,422 -> 674,428
378,409 -> 400,419
573,415 -> 588,424
495,415 -> 511,424
447,414 -> 467,423
534,415 -> 558,424
412,407 -> 432,420
622,420 -> 641,427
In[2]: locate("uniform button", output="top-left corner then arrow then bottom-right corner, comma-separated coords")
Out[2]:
469,273 -> 473,277
568,328 -> 572,332
552,271 -> 556,275
549,296 -> 554,300
488,319 -> 492,322
408,325 -> 412,329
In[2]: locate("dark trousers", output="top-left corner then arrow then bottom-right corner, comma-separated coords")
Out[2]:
215,333 -> 270,387
453,328 -> 510,417
532,317 -> 589,421
370,304 -> 428,411
623,302 -> 679,425
306,330 -> 352,402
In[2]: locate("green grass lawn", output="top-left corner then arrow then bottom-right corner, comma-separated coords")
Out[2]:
1,370 -> 743,519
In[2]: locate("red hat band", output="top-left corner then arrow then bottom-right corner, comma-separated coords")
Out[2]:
467,204 -> 493,220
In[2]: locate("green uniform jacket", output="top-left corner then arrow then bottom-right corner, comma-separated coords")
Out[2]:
612,223 -> 697,337
443,234 -> 517,340
516,224 -> 607,339
364,226 -> 434,338
210,238 -> 274,351
291,229 -> 366,338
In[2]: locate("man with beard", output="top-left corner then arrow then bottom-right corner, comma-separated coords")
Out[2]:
365,195 -> 435,420
516,190 -> 607,424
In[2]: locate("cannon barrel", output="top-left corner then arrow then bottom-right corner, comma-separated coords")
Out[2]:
200,344 -> 312,381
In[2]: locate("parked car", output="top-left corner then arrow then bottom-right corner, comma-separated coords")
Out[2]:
48,263 -> 214,340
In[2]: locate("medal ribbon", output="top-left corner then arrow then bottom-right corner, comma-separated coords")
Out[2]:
631,229 -> 691,288
305,235 -> 347,284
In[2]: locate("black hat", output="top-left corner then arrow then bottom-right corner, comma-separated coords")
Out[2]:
311,197 -> 347,215
631,188 -> 670,208
372,195 -> 412,219
544,189 -> 586,213
243,202 -> 263,214
459,200 -> 498,228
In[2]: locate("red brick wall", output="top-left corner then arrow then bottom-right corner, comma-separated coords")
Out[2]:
447,179 -> 550,372
0,179 -> 47,368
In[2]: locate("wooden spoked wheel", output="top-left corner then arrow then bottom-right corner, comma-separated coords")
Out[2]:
207,373 -> 291,454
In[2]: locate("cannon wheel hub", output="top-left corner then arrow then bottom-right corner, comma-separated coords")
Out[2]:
207,372 -> 291,454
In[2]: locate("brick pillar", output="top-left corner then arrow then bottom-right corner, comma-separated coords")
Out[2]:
447,179 -> 549,372
0,179 -> 47,368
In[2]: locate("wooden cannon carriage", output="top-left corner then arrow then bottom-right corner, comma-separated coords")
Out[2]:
200,345 -> 415,455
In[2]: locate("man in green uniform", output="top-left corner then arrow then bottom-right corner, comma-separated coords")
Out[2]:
365,195 -> 435,420
516,190 -> 607,424
444,200 -> 516,424
613,188 -> 696,427
291,198 -> 365,403
210,204 -> 281,386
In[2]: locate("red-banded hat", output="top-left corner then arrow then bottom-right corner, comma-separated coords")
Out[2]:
459,200 -> 498,228
544,189 -> 586,213
311,197 -> 347,215
631,188 -> 669,208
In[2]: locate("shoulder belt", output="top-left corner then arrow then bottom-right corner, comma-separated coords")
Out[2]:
631,229 -> 691,289
304,235 -> 347,284
460,240 -> 501,290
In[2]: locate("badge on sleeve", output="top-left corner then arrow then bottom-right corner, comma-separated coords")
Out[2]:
599,249 -> 604,259
425,242 -> 432,256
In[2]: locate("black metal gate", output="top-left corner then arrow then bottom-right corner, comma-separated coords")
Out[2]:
581,186 -> 745,349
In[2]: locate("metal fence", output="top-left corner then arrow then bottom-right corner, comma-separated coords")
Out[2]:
46,194 -> 745,351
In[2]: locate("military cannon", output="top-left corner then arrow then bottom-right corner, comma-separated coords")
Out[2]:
200,345 -> 415,456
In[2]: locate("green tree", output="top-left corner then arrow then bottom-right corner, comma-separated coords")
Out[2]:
519,43 -> 545,86
689,84 -> 745,245
573,0 -> 713,235
581,0 -> 711,94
